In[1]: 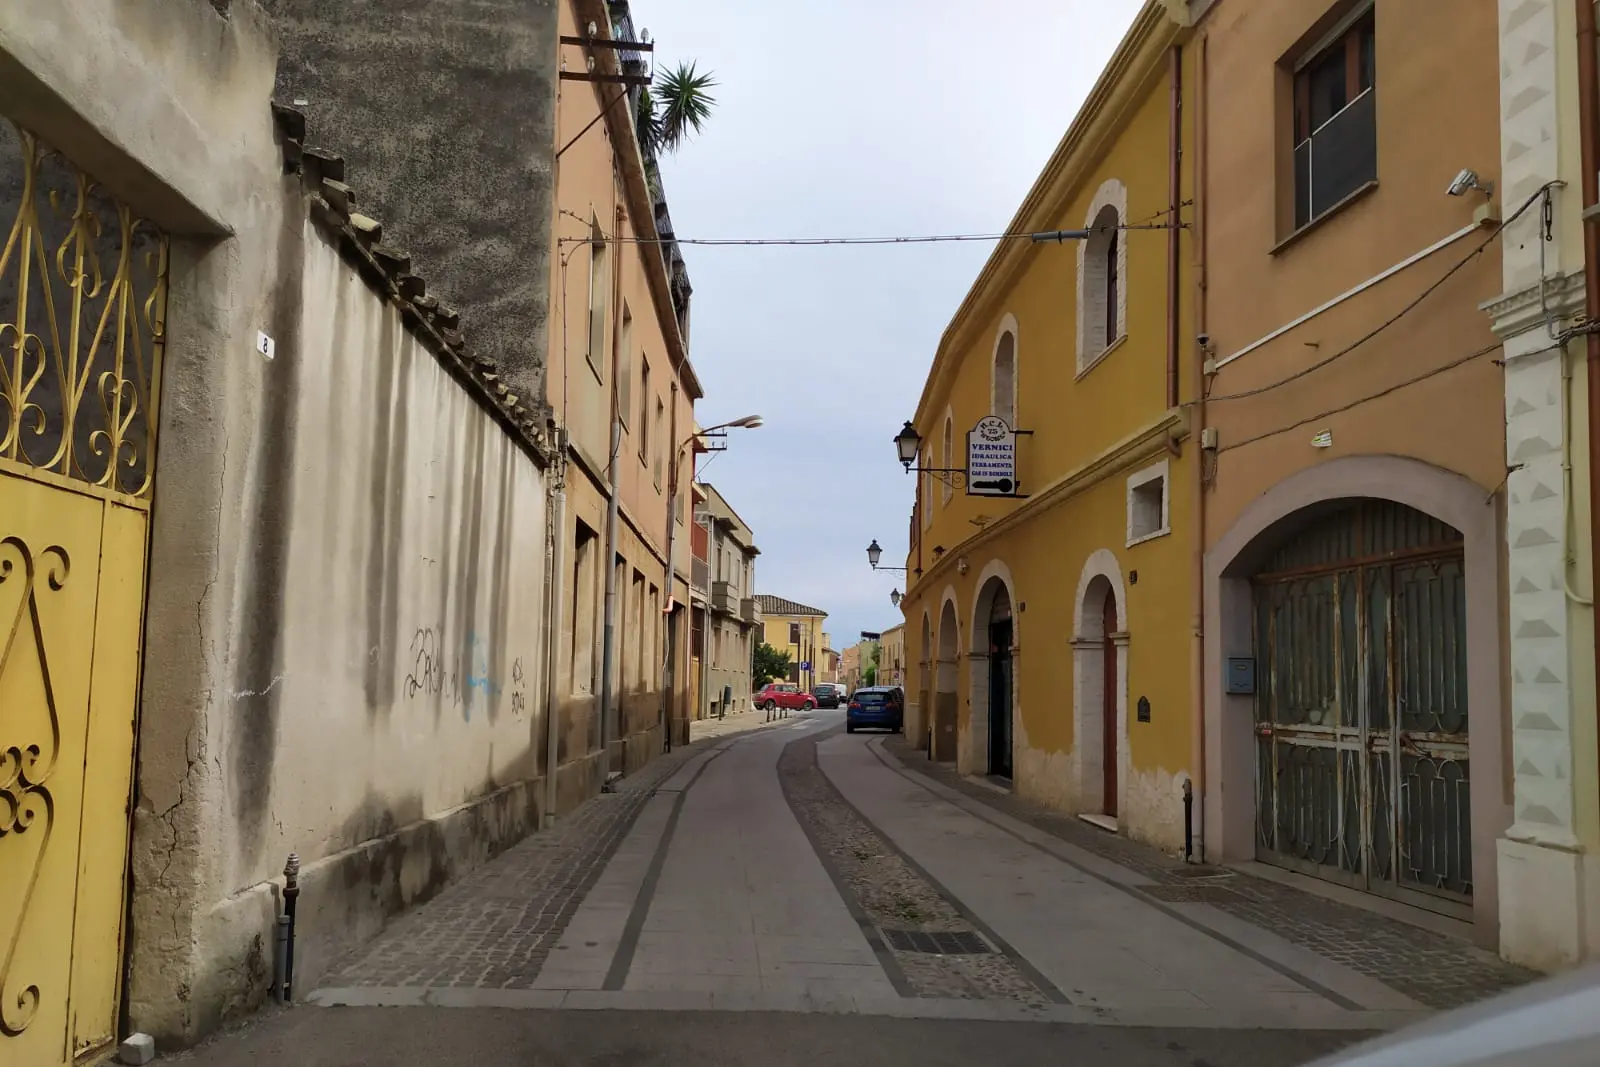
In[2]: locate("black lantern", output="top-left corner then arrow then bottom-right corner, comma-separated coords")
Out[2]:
867,539 -> 883,569
894,421 -> 921,469
890,588 -> 902,608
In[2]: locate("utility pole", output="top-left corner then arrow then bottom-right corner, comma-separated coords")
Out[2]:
598,201 -> 625,790
598,414 -> 621,787
660,383 -> 680,753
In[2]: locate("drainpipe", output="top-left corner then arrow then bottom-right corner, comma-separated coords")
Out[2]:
1167,44 -> 1182,411
661,383 -> 681,752
544,437 -> 568,828
1578,0 -> 1600,814
707,604 -> 720,723
598,200 -> 626,788
1189,32 -> 1210,864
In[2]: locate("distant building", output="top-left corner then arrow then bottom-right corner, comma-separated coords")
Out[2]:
840,644 -> 860,691
756,596 -> 828,692
695,482 -> 760,717
879,624 -> 905,688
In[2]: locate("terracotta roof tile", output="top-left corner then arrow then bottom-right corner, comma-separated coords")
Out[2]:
270,100 -> 553,467
754,595 -> 826,617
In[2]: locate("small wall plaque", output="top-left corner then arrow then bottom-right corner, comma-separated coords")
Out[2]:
1225,657 -> 1256,695
1136,696 -> 1151,723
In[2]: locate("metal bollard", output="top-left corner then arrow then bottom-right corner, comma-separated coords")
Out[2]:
282,852 -> 301,1002
1182,779 -> 1194,863
273,915 -> 290,1003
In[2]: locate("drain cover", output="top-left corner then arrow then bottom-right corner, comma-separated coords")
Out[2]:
880,928 -> 993,955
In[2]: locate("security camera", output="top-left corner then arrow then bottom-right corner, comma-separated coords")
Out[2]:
1448,168 -> 1493,198
1197,332 -> 1212,350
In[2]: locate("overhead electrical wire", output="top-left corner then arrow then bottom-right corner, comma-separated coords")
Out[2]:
554,221 -> 1183,249
1205,180 -> 1563,403
1214,338 -> 1515,454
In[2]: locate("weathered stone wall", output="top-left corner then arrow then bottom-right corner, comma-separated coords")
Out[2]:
0,0 -> 558,1047
262,0 -> 559,418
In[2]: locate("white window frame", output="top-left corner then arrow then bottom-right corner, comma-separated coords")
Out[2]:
940,410 -> 954,506
920,446 -> 933,529
1125,457 -> 1171,547
1076,178 -> 1129,376
991,314 -> 1019,427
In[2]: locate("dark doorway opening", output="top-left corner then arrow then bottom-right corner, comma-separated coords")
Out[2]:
988,588 -> 1014,780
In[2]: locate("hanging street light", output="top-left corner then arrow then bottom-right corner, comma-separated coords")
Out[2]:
894,421 -> 921,469
890,588 -> 902,608
867,538 -> 906,574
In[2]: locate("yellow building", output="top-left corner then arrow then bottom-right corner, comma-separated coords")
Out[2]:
899,0 -> 1200,854
840,644 -> 861,691
879,624 -> 906,688
756,596 -> 828,692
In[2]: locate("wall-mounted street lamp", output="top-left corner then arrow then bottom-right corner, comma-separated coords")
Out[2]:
890,588 -> 902,609
867,538 -> 907,574
893,421 -> 970,490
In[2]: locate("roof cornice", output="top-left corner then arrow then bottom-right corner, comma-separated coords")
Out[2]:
572,0 -> 703,399
912,2 -> 1184,427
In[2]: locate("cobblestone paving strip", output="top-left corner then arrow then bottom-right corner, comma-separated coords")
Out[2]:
321,723 -> 775,991
778,728 -> 1057,1005
882,738 -> 1538,1010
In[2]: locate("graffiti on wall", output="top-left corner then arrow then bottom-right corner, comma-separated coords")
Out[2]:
510,657 -> 527,720
401,626 -> 511,720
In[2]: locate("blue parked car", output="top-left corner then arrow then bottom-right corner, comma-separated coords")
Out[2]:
846,686 -> 904,734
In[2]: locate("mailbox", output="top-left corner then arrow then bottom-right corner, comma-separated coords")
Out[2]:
1225,657 -> 1256,696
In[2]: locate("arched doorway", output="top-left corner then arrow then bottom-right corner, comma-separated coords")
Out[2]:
987,585 -> 1014,779
1251,499 -> 1471,915
917,612 -> 933,751
934,598 -> 959,762
969,568 -> 1018,780
1073,550 -> 1127,825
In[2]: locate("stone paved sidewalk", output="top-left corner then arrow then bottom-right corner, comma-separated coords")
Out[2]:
322,713 -> 792,990
881,738 -> 1537,1011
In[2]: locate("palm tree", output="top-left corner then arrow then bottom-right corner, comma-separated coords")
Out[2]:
635,61 -> 717,158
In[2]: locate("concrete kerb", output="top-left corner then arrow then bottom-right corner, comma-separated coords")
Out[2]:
304,985 -> 1421,1030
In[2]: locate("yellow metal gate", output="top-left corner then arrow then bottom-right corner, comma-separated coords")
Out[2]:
1,120 -> 167,1066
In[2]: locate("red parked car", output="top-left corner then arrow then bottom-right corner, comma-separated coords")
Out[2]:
755,683 -> 816,712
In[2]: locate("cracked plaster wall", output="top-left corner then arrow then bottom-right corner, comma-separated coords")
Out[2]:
262,0 -> 559,421
0,0 -> 554,1048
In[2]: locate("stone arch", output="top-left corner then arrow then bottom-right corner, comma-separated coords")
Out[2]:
968,558 -> 1019,643
967,560 -> 1019,779
1076,177 -> 1128,373
1202,454 -> 1506,937
932,590 -> 961,762
1072,548 -> 1129,823
913,609 -> 934,750
992,313 -> 1018,426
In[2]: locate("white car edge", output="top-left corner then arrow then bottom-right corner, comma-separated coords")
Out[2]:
1309,964 -> 1600,1067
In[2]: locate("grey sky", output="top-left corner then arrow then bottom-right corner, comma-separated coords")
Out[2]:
649,0 -> 1143,647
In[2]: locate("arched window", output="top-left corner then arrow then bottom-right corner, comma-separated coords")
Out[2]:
940,414 -> 954,504
1077,179 -> 1128,373
992,316 -> 1018,427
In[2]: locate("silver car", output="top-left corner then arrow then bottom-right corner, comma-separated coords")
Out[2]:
1309,964 -> 1600,1066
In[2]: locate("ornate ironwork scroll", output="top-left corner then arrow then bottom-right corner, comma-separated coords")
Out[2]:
0,120 -> 169,502
0,535 -> 69,1037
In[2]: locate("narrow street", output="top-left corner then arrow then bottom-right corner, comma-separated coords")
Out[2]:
170,713 -> 1529,1066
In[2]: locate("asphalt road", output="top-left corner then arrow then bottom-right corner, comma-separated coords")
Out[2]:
169,1006 -> 1376,1067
